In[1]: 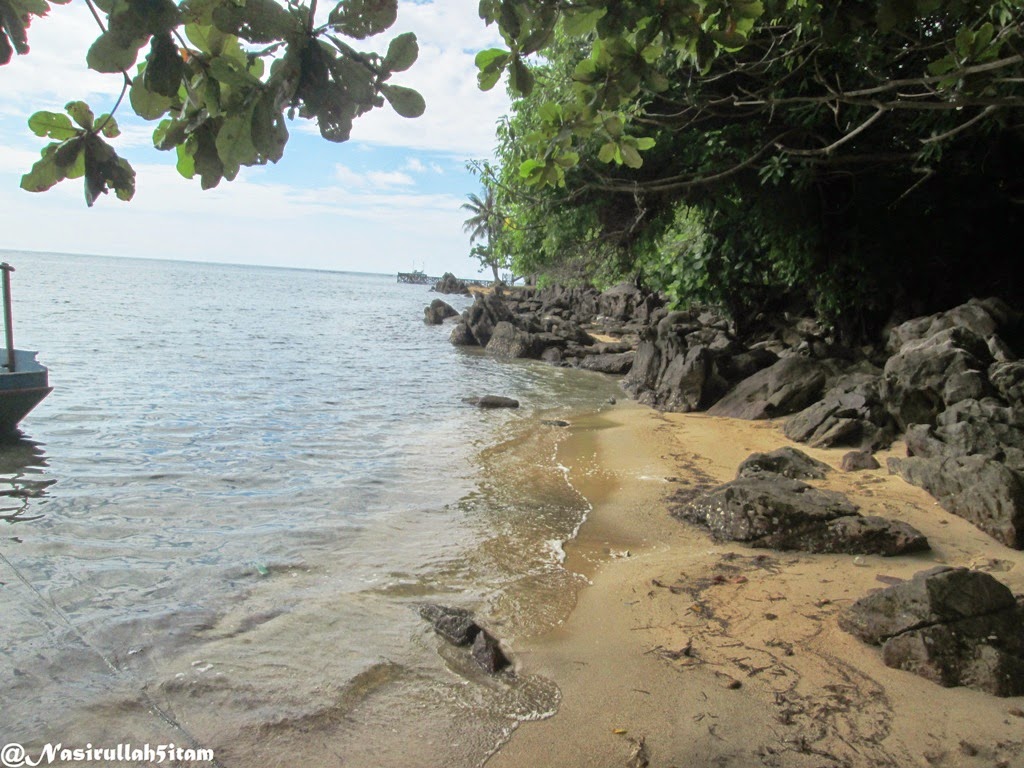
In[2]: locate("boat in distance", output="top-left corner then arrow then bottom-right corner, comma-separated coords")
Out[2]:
0,263 -> 51,434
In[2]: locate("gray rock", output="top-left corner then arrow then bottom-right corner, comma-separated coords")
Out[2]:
450,321 -> 475,346
433,272 -> 471,295
990,361 -> 1024,404
736,446 -> 831,480
574,351 -> 635,375
471,629 -> 510,673
905,398 -> 1024,471
882,326 -> 993,429
886,299 -> 1015,353
887,455 -> 1024,548
485,321 -> 544,359
841,450 -> 881,472
460,293 -> 515,347
418,604 -> 481,646
707,357 -> 829,420
462,395 -> 520,409
424,299 -> 459,325
677,475 -> 928,555
839,567 -> 1024,696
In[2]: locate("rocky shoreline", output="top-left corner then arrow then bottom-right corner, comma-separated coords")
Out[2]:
425,281 -> 1024,700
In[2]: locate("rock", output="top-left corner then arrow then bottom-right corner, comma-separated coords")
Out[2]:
424,298 -> 459,325
449,321 -> 475,346
542,419 -> 570,427
433,272 -> 470,295
707,357 -> 829,420
677,475 -> 928,555
462,395 -> 520,409
905,398 -> 1024,471
841,450 -> 881,472
459,293 -> 515,347
990,361 -> 1024,404
418,604 -> 481,646
597,282 -> 645,321
736,446 -> 831,480
886,298 -> 1018,354
485,321 -> 544,359
882,326 -> 993,429
784,373 -> 894,450
839,567 -> 1024,696
887,455 -> 1024,548
574,351 -> 635,375
471,629 -> 510,673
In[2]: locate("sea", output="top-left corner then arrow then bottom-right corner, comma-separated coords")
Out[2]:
0,250 -> 625,767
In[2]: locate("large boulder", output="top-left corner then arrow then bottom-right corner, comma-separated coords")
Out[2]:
887,455 -> 1024,548
882,326 -> 993,429
905,398 -> 1024,471
990,361 -> 1024,404
707,356 -> 830,421
458,293 -> 515,347
485,321 -> 545,359
433,272 -> 471,295
784,373 -> 897,450
839,567 -> 1024,696
424,298 -> 459,325
574,351 -> 635,375
886,298 -> 1020,354
676,475 -> 928,555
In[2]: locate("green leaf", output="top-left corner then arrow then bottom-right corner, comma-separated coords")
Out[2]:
175,142 -> 195,177
598,142 -> 616,163
65,100 -> 94,130
87,28 -> 147,73
603,115 -> 623,137
635,136 -> 656,150
475,47 -> 509,70
519,158 -> 543,178
251,90 -> 288,163
562,8 -> 605,37
328,0 -> 398,40
619,142 -> 642,168
27,111 -> 77,140
96,114 -> 120,138
144,32 -> 186,97
380,83 -> 425,118
130,72 -> 175,120
538,101 -> 561,123
215,109 -> 258,178
710,29 -> 746,51
212,0 -> 297,44
508,57 -> 534,96
383,31 -> 418,72
20,144 -> 63,192
185,22 -> 228,56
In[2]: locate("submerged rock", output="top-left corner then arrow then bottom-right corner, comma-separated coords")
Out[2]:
471,630 -> 510,673
418,604 -> 481,647
677,475 -> 928,556
462,395 -> 520,409
839,567 -> 1024,696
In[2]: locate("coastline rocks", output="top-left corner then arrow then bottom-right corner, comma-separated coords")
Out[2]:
462,395 -> 520,409
887,455 -> 1024,548
451,293 -> 515,347
736,446 -> 831,480
424,299 -> 459,325
485,321 -> 545,360
783,372 -> 896,450
839,567 -> 1024,696
676,475 -> 928,555
575,351 -> 635,375
471,630 -> 511,673
707,356 -> 830,421
433,272 -> 471,295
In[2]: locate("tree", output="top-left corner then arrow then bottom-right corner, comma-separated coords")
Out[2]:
5,0 -> 425,205
477,1 -> 1024,335
461,186 -> 506,283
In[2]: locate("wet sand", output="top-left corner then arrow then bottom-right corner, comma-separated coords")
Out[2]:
489,401 -> 1024,768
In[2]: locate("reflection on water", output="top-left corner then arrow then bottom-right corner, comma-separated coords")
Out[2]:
0,252 -> 623,766
0,436 -> 51,523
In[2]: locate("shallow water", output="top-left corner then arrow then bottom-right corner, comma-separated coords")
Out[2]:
0,251 -> 622,766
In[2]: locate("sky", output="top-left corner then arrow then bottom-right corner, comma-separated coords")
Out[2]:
0,0 -> 511,278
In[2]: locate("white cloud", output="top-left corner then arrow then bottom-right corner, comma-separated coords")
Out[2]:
335,164 -> 416,189
404,157 -> 427,173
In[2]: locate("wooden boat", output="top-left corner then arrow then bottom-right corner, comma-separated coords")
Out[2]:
0,263 -> 51,434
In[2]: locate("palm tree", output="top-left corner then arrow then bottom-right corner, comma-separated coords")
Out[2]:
461,187 -> 503,284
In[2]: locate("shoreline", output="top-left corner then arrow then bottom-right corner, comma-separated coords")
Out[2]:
490,401 -> 1024,768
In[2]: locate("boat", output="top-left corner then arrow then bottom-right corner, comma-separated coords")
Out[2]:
0,263 -> 51,435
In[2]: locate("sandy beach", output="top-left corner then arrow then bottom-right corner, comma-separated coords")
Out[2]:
489,400 -> 1024,768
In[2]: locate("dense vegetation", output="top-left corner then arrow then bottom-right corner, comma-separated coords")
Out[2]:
4,0 -> 1023,337
476,0 -> 1024,339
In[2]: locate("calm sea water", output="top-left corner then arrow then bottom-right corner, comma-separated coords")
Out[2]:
0,251 -> 622,766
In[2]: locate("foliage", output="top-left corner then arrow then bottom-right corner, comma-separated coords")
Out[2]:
480,0 -> 1024,336
9,0 -> 425,201
461,184 -> 506,282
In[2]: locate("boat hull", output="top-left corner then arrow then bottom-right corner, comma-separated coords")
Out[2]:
0,350 -> 51,434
